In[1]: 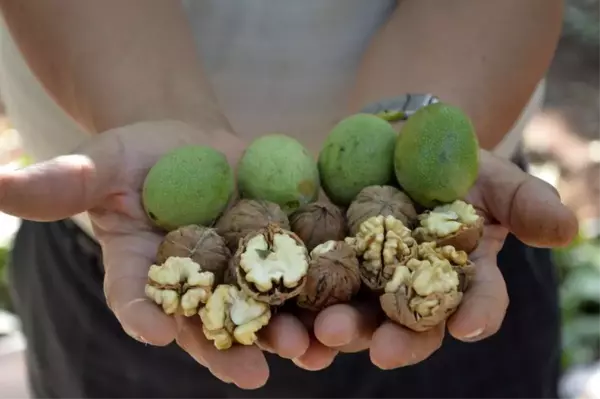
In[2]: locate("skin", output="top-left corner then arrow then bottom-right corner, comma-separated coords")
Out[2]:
0,0 -> 575,391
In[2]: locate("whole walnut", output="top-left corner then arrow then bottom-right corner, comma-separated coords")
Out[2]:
156,225 -> 231,284
289,201 -> 347,251
296,240 -> 361,311
215,199 -> 290,252
346,185 -> 418,236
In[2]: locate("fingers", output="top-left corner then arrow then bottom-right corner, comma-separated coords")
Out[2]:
447,225 -> 510,341
258,313 -> 310,359
313,303 -> 380,352
177,316 -> 270,390
102,232 -> 177,346
0,155 -> 113,221
370,322 -> 445,369
292,335 -> 339,371
472,150 -> 578,248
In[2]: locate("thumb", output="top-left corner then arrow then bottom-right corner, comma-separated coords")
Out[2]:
0,136 -> 119,221
471,150 -> 578,248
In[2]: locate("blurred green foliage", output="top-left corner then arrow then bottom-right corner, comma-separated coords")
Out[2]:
563,0 -> 600,46
0,245 -> 11,311
553,234 -> 600,369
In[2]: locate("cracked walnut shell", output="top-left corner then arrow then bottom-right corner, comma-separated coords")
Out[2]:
231,223 -> 310,306
199,284 -> 271,350
289,201 -> 347,252
215,199 -> 290,252
346,185 -> 418,236
345,215 -> 418,292
145,256 -> 215,316
379,241 -> 475,332
296,240 -> 361,311
413,200 -> 484,253
156,225 -> 230,283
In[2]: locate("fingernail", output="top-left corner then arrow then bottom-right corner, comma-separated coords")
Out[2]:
462,327 -> 484,341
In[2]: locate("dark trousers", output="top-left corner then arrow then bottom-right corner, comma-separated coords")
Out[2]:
7,147 -> 562,398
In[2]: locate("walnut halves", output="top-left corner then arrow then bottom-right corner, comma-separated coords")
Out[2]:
379,241 -> 475,332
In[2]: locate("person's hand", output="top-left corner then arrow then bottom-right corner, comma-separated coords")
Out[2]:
0,121 -> 313,389
287,149 -> 579,371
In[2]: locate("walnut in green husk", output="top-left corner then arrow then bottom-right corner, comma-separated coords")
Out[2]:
412,200 -> 484,253
346,185 -> 418,236
199,284 -> 271,350
289,201 -> 347,252
231,223 -> 310,306
344,214 -> 418,292
379,241 -> 475,332
296,240 -> 361,311
156,225 -> 230,283
145,256 -> 216,316
215,199 -> 290,252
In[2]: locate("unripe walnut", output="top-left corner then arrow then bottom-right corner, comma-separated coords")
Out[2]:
289,201 -> 347,252
346,185 -> 418,236
156,225 -> 230,283
215,199 -> 290,252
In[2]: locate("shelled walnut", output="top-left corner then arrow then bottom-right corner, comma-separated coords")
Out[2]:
296,240 -> 361,311
145,256 -> 215,316
199,284 -> 271,350
346,185 -> 418,236
380,241 -> 475,332
345,214 -> 418,292
289,201 -> 347,252
412,200 -> 484,253
215,199 -> 290,252
156,225 -> 230,283
230,224 -> 310,305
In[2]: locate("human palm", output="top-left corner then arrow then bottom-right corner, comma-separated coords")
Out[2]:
0,121 -> 578,390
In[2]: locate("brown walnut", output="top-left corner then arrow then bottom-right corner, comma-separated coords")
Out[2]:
289,201 -> 347,252
296,240 -> 361,311
230,223 -> 310,306
379,241 -> 475,332
156,225 -> 230,283
345,214 -> 418,292
215,199 -> 290,252
346,185 -> 418,236
412,200 -> 484,253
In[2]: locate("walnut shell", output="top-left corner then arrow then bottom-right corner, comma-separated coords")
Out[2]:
289,201 -> 347,251
230,223 -> 309,306
215,199 -> 290,252
412,201 -> 485,253
156,225 -> 230,283
346,185 -> 418,235
296,241 -> 361,311
379,242 -> 475,332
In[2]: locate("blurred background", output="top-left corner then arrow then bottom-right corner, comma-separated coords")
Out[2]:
0,1 -> 599,398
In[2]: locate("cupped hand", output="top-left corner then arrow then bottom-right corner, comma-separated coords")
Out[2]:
289,149 -> 579,371
0,120 -> 312,389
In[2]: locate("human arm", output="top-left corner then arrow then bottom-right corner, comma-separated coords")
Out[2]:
348,0 -> 563,150
0,0 -> 229,135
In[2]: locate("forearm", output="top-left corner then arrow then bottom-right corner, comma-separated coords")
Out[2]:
348,0 -> 563,150
0,0 -> 229,134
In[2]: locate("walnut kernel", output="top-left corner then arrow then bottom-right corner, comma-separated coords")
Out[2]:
345,215 -> 418,291
289,201 -> 347,251
379,241 -> 475,332
231,224 -> 310,305
412,200 -> 484,253
346,185 -> 418,236
296,240 -> 361,311
199,284 -> 271,350
215,199 -> 290,252
145,256 -> 215,316
156,225 -> 230,283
